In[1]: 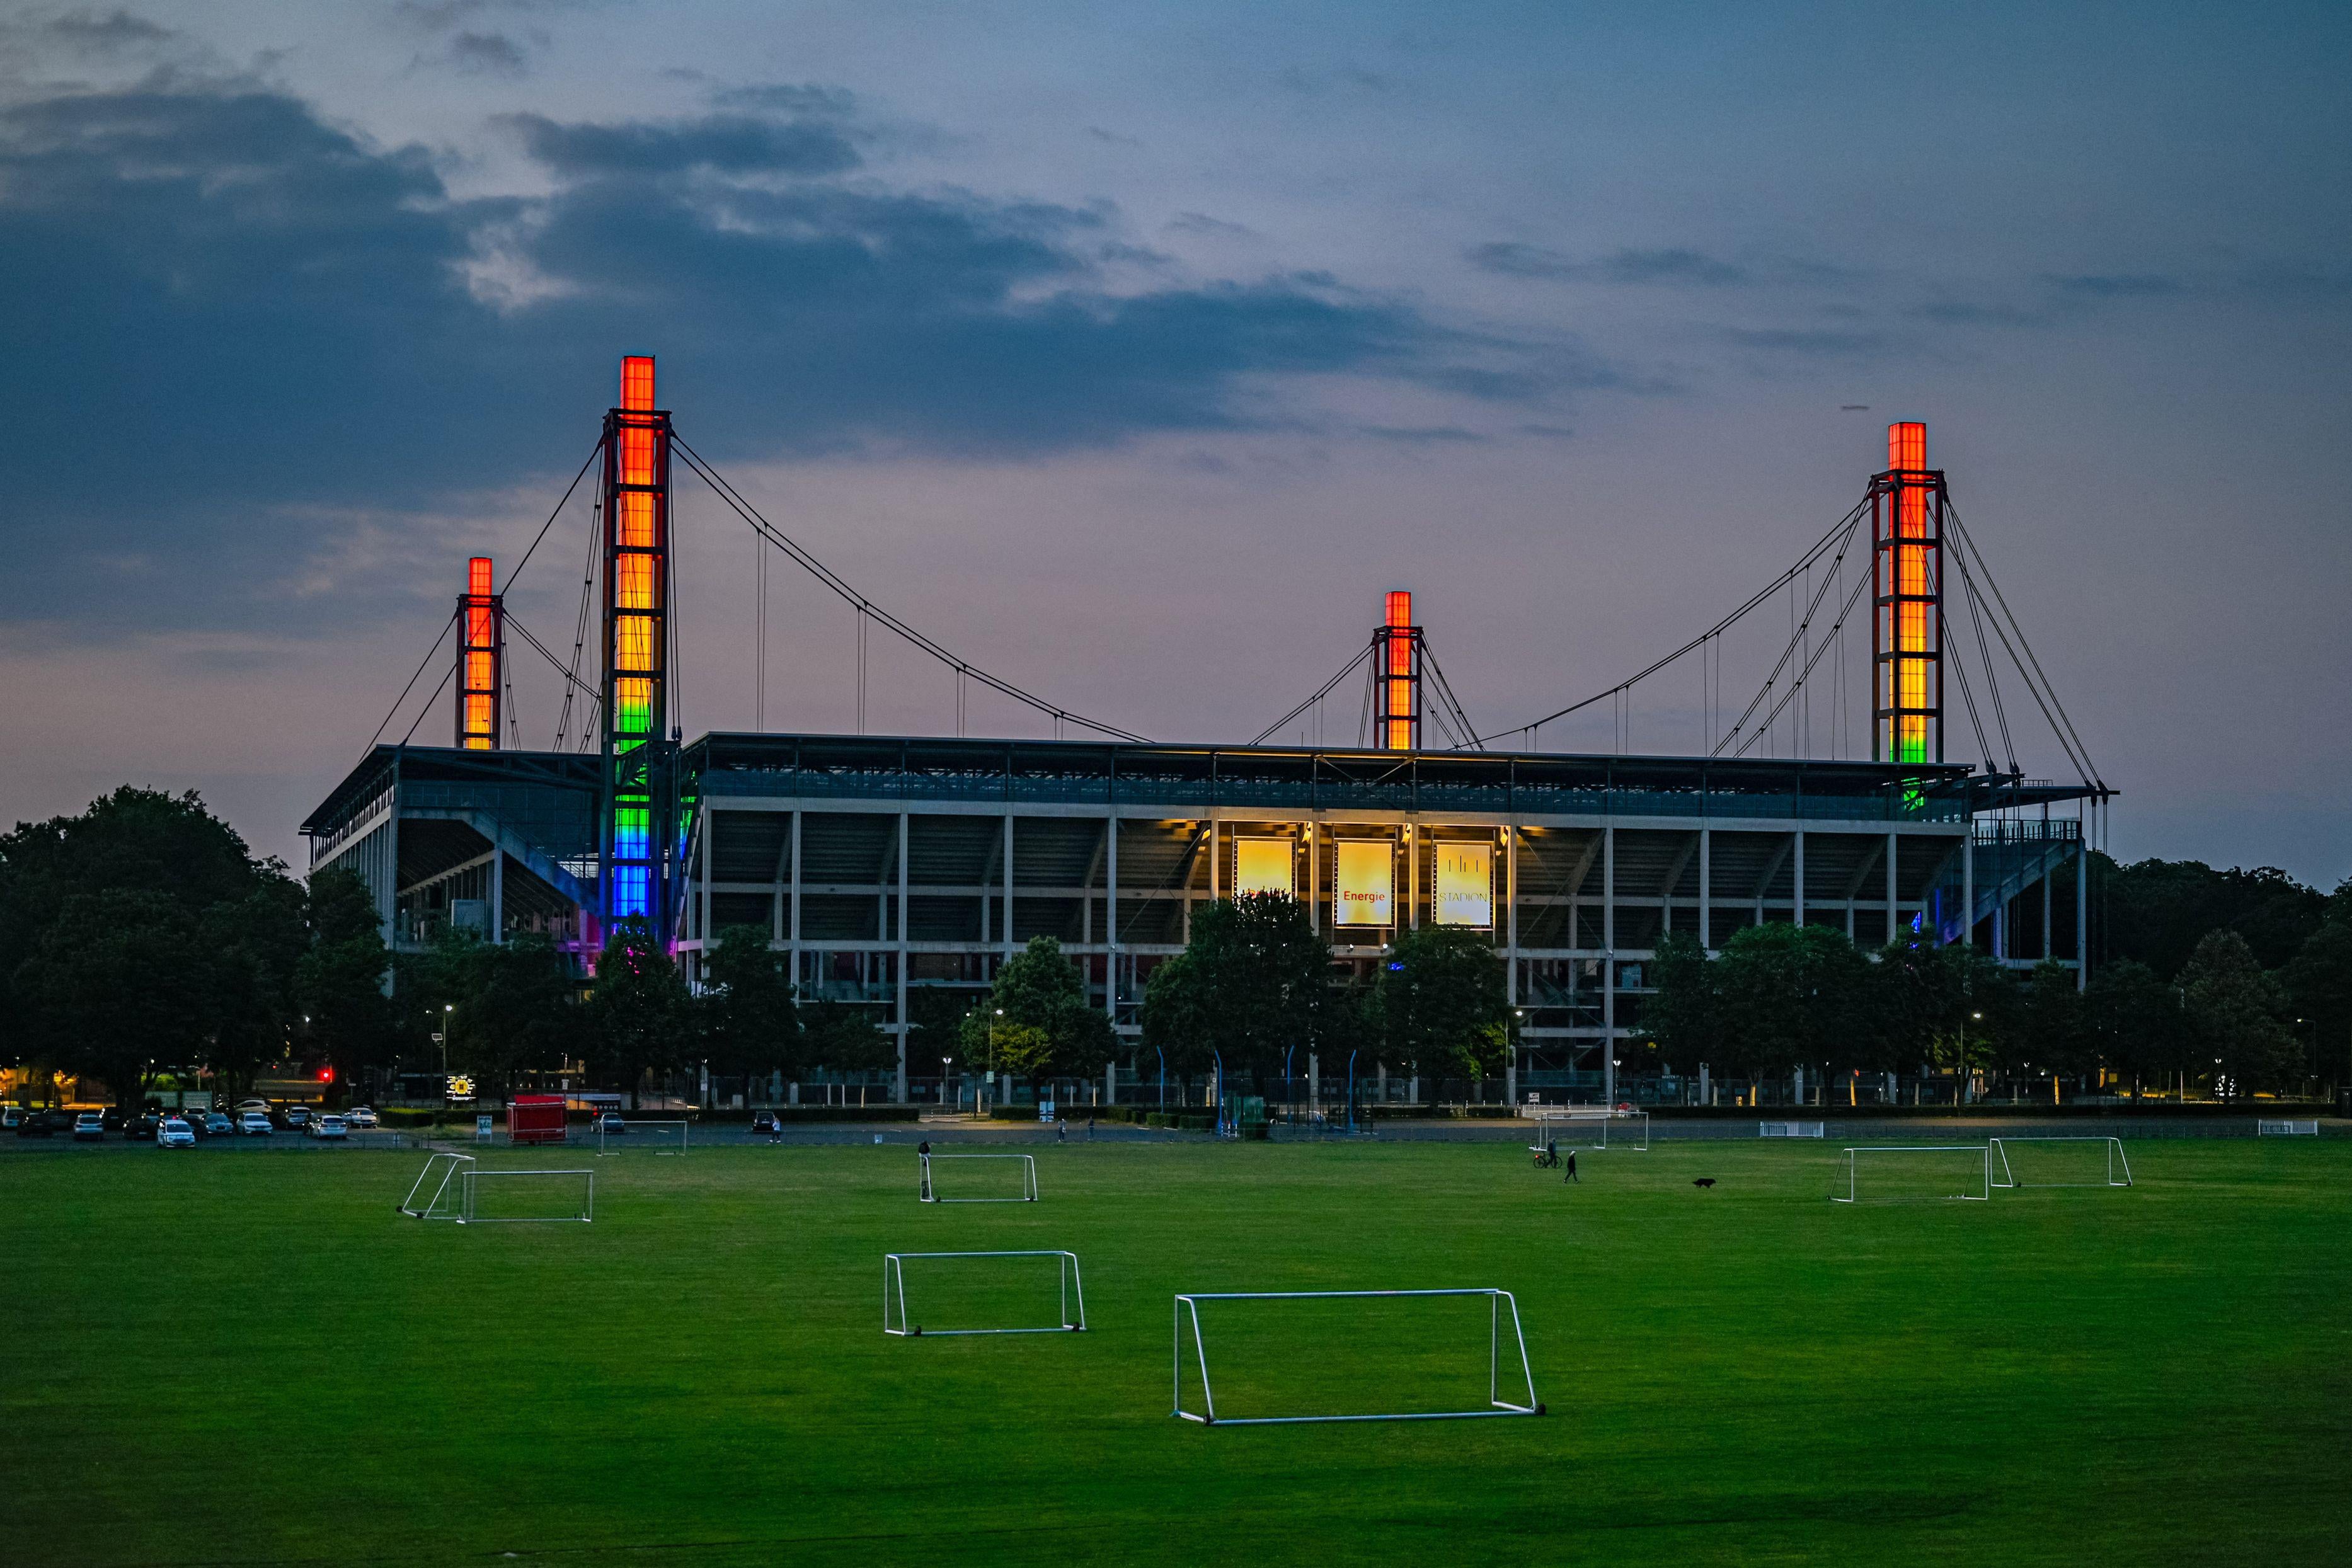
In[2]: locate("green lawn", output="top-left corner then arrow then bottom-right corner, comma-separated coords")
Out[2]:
4,1136 -> 2347,1565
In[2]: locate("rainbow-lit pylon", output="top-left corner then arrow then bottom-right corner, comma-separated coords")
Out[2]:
455,556 -> 502,750
599,355 -> 673,930
1871,422 -> 1944,765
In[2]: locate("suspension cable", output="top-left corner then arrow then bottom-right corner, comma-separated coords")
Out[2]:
1251,639 -> 1374,745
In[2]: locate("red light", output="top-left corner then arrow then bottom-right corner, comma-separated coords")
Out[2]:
318,1066 -> 335,1084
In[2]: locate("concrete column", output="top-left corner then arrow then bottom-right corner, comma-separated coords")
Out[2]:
699,802 -> 714,949
1699,826 -> 1712,950
1602,823 -> 1615,1108
1793,827 -> 1804,927
2075,834 -> 2089,992
1209,815 -> 1220,901
1002,813 -> 1015,960
1962,830 -> 1975,946
1307,819 -> 1321,933
789,808 -> 803,985
1884,829 -> 1899,944
490,849 -> 504,946
896,811 -> 909,1102
1309,1052 -> 1319,1113
1105,812 -> 1119,1017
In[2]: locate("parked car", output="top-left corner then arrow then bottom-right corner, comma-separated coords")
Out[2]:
751,1111 -> 781,1136
235,1099 -> 270,1118
592,1113 -> 627,1135
1,1106 -> 25,1130
156,1118 -> 196,1148
72,1113 -> 105,1142
282,1105 -> 313,1133
309,1114 -> 348,1140
238,1112 -> 274,1136
100,1108 -> 125,1135
15,1109 -> 67,1137
199,1112 -> 235,1138
344,1105 -> 379,1128
125,1111 -> 161,1140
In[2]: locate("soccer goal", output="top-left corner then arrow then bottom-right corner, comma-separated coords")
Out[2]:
398,1152 -> 474,1220
1988,1136 -> 2132,1188
1833,1145 -> 1991,1203
1171,1288 -> 1543,1426
1758,1121 -> 1826,1138
918,1152 -> 1038,1203
882,1251 -> 1086,1336
2258,1119 -> 2319,1136
1525,1108 -> 1648,1152
600,1118 -> 689,1156
459,1167 -> 595,1224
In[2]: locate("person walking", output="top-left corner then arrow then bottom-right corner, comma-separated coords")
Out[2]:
1564,1149 -> 1578,1184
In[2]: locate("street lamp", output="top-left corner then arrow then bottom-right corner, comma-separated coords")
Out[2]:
942,1056 -> 953,1112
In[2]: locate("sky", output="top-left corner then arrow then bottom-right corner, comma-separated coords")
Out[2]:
1,1 -> 2347,883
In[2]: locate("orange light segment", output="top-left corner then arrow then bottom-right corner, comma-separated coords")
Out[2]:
468,556 -> 493,596
1888,421 -> 1925,472
1385,590 -> 1413,629
621,355 -> 655,412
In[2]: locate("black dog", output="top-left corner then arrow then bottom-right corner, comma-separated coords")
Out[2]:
1692,1177 -> 1717,1188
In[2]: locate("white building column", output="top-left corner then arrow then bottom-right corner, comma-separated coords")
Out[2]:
1699,825 -> 1712,951
1792,827 -> 1805,927
1886,828 -> 1899,944
1602,823 -> 1615,1108
1002,813 -> 1015,962
1105,811 -> 1120,1020
895,811 -> 910,1102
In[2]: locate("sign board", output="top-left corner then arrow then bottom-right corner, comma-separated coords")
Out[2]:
1333,839 -> 1393,927
1038,1100 -> 1056,1123
1232,837 -> 1294,899
474,1114 -> 493,1143
1433,840 -> 1494,927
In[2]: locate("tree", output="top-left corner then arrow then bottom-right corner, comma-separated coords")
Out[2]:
16,890 -> 211,1107
2181,929 -> 2302,1096
2083,959 -> 2189,1101
1643,931 -> 1724,1076
802,999 -> 895,1079
699,925 -> 800,1084
905,984 -> 978,1077
2018,959 -> 2093,1090
1702,924 -> 1872,1082
584,918 -> 692,1092
2281,905 -> 2352,1090
452,934 -> 578,1096
2102,856 -> 2326,976
1868,939 -> 2017,1099
295,867 -> 394,1095
1375,925 -> 1510,1082
976,935 -> 1115,1096
1139,894 -> 1331,1082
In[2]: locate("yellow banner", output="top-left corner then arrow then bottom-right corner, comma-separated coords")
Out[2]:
1433,840 -> 1494,927
1232,837 -> 1294,898
1334,839 -> 1393,926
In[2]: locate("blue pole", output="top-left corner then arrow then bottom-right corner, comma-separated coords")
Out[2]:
1213,1050 -> 1225,1137
1346,1050 -> 1357,1133
1156,1044 -> 1165,1109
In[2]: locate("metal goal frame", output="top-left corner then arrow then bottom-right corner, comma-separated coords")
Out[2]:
1988,1136 -> 2132,1188
398,1152 -> 474,1220
1524,1109 -> 1648,1152
917,1152 -> 1038,1203
1171,1288 -> 1543,1426
600,1118 -> 689,1156
881,1250 -> 1086,1336
458,1167 -> 595,1224
1833,1145 -> 1991,1203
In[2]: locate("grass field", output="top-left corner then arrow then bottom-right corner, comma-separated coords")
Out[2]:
4,1135 -> 2348,1565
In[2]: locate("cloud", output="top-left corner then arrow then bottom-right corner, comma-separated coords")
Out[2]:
1470,243 -> 1749,287
40,8 -> 174,52
2046,272 -> 2183,299
499,110 -> 863,176
1086,125 -> 1142,147
439,30 -> 530,77
0,75 -> 1484,636
1721,326 -> 1883,357
1167,211 -> 1260,241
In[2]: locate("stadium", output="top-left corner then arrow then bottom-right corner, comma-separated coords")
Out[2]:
302,357 -> 2108,1107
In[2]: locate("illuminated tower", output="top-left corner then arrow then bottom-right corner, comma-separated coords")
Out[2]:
599,355 -> 674,930
1375,590 -> 1422,751
1870,421 -> 1944,764
455,556 -> 503,750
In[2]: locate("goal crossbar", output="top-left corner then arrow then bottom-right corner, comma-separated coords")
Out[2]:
398,1152 -> 474,1220
600,1118 -> 689,1156
1172,1288 -> 1542,1426
1988,1136 -> 2131,1188
1833,1145 -> 1991,1203
918,1152 -> 1038,1203
458,1168 -> 595,1224
883,1250 -> 1084,1336
2257,1119 -> 2319,1136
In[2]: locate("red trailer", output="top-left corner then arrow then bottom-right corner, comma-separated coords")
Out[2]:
507,1094 -> 568,1146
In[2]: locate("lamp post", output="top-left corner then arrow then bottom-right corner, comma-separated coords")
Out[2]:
987,1009 -> 1004,1113
942,1056 -> 953,1112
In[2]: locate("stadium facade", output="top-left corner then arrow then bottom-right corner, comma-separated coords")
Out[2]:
299,357 -> 2104,1104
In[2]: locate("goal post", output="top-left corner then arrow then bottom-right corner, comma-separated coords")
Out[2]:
1833,1145 -> 1991,1203
398,1152 -> 474,1220
1758,1121 -> 1826,1138
1987,1136 -> 2132,1188
600,1118 -> 689,1156
1524,1108 -> 1648,1152
1171,1288 -> 1543,1426
458,1167 -> 595,1224
2257,1119 -> 2319,1136
918,1152 -> 1038,1203
882,1251 -> 1085,1336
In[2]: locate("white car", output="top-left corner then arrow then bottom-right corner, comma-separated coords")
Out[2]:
309,1114 -> 348,1140
238,1112 -> 274,1136
345,1106 -> 379,1128
156,1118 -> 196,1148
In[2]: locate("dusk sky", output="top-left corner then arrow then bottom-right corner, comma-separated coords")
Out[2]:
3,2 -> 2346,881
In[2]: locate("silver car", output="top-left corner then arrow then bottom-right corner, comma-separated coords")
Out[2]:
238,1112 -> 273,1136
309,1114 -> 348,1140
156,1118 -> 195,1148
